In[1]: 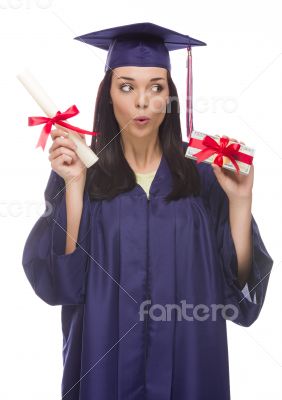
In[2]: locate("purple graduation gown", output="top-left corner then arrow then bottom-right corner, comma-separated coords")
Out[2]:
22,142 -> 273,400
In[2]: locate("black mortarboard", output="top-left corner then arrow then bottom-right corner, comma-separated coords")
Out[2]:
74,22 -> 206,139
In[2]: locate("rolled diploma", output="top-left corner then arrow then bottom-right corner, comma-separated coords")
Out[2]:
17,69 -> 98,168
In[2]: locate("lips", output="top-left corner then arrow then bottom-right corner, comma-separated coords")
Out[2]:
134,116 -> 150,121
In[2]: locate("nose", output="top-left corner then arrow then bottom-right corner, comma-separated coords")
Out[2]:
135,91 -> 149,109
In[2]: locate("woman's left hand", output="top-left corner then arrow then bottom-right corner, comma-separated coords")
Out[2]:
211,135 -> 254,201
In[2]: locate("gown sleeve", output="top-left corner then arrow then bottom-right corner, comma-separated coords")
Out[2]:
200,162 -> 274,327
22,170 -> 92,306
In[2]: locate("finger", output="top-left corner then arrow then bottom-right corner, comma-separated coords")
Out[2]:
211,162 -> 221,173
49,137 -> 77,153
52,153 -> 73,167
71,131 -> 86,142
50,128 -> 69,140
48,147 -> 78,162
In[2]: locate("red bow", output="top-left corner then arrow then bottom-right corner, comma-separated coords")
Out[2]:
28,105 -> 98,150
194,135 -> 241,173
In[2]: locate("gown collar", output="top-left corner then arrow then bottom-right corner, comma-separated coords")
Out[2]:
126,152 -> 173,198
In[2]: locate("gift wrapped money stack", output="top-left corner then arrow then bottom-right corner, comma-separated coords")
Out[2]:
185,130 -> 255,175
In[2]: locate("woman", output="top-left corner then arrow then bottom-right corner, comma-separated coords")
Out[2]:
22,23 -> 273,400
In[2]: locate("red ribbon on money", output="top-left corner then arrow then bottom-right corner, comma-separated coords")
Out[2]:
189,135 -> 253,174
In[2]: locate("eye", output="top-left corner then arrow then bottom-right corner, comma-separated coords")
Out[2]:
152,84 -> 164,92
119,83 -> 164,93
119,84 -> 133,92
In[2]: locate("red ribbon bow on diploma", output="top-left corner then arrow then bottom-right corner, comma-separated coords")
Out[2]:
28,105 -> 98,151
193,135 -> 242,173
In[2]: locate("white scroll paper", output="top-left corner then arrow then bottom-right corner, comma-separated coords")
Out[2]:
17,69 -> 98,168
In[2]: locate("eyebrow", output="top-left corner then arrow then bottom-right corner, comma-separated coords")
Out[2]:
117,76 -> 165,82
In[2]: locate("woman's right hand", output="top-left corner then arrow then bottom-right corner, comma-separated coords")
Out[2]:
48,128 -> 87,185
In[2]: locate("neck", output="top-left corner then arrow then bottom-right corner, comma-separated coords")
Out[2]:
121,134 -> 162,173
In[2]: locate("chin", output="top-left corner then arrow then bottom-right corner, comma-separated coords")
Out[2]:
130,128 -> 152,138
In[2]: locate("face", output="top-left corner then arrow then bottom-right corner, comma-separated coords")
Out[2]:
110,66 -> 170,138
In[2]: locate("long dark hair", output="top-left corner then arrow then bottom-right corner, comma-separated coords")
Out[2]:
85,69 -> 201,202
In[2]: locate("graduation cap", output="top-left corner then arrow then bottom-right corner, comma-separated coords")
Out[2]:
74,22 -> 206,140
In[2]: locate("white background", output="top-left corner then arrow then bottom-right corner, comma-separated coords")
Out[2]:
0,0 -> 281,398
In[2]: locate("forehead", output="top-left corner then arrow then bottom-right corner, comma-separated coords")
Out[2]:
112,66 -> 168,81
